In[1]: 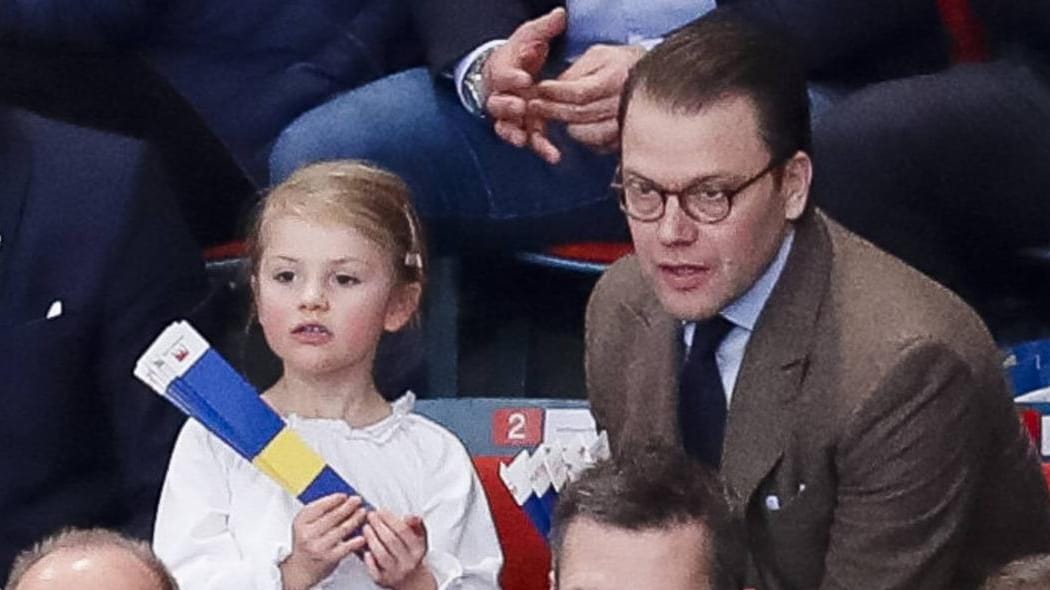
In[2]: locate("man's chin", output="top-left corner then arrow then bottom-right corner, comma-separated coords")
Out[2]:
654,288 -> 721,322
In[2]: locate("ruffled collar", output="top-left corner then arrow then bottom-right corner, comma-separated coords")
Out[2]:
285,392 -> 416,444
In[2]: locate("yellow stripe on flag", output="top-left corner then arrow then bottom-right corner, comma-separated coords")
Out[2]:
252,428 -> 326,495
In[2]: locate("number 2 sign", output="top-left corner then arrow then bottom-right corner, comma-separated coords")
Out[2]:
492,408 -> 543,447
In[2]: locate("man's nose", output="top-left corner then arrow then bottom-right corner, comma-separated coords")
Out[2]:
656,195 -> 698,245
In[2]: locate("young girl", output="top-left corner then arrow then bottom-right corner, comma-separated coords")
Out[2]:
153,161 -> 503,590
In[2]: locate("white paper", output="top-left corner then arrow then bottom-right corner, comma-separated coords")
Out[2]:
499,450 -> 534,506
540,444 -> 569,492
543,409 -> 598,446
1016,386 -> 1050,403
527,448 -> 553,497
1042,416 -> 1050,457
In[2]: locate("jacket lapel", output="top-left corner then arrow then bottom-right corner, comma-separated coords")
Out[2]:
721,213 -> 833,506
615,273 -> 685,450
0,108 -> 33,319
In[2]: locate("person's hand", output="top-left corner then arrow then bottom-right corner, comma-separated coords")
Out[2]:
530,44 -> 647,158
484,7 -> 567,162
280,494 -> 367,590
362,510 -> 436,590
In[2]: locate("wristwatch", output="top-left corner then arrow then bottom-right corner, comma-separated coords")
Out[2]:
461,46 -> 498,118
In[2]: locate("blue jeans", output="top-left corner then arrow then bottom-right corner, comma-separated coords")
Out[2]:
270,67 -> 627,253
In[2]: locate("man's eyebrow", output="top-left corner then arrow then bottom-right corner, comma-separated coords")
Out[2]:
623,169 -> 734,188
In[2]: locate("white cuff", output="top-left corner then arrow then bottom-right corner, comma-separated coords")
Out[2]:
260,540 -> 292,590
453,40 -> 507,113
425,550 -> 502,590
636,36 -> 664,51
426,550 -> 465,590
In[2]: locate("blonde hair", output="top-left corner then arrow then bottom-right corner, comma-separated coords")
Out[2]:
248,160 -> 427,293
5,528 -> 178,590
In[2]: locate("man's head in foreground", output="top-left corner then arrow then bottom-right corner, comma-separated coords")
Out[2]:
550,447 -> 743,590
981,554 -> 1050,590
617,14 -> 813,321
5,528 -> 177,590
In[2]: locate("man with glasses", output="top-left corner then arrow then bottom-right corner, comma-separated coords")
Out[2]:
585,14 -> 1050,590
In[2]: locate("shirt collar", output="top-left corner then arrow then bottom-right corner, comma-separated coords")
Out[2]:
682,227 -> 795,345
721,227 -> 795,331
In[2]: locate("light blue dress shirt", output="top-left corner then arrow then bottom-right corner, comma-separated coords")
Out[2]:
565,0 -> 716,59
683,228 -> 795,404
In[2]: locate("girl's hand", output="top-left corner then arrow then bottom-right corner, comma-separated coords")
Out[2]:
281,494 -> 367,590
362,510 -> 436,590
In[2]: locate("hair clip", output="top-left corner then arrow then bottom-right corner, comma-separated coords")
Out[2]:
404,252 -> 423,269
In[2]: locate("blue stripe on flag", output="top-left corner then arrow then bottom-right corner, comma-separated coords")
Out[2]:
299,465 -> 359,504
181,349 -> 285,457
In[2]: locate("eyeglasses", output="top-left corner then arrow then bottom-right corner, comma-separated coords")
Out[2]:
611,157 -> 784,223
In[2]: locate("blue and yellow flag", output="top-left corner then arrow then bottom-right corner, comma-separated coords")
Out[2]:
135,321 -> 367,505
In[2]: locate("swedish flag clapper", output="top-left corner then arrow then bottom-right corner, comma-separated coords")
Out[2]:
134,320 -> 369,506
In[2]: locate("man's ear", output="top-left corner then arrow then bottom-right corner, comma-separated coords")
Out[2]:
549,567 -> 557,590
384,282 -> 422,332
781,150 -> 812,221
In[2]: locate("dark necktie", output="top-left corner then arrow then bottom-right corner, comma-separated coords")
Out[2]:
678,316 -> 734,469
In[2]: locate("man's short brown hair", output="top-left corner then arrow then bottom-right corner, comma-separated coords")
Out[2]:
620,12 -> 811,163
5,528 -> 177,590
981,554 -> 1050,590
551,446 -> 744,590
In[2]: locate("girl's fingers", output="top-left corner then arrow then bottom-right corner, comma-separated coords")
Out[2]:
363,523 -> 396,571
342,507 -> 369,537
333,534 -> 367,561
405,515 -> 427,539
369,511 -> 415,561
317,507 -> 366,549
363,550 -> 383,581
298,493 -> 348,524
312,496 -> 362,532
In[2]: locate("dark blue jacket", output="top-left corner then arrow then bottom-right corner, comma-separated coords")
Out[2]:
0,107 -> 209,576
0,1 -> 422,184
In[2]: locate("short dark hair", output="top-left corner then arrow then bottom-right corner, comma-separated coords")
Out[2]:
551,446 -> 744,590
619,12 -> 811,161
5,528 -> 178,590
981,554 -> 1050,590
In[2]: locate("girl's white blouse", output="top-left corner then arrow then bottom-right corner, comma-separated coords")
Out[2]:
154,393 -> 503,590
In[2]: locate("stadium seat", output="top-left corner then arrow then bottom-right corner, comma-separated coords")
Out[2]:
473,457 -> 551,590
415,398 -> 594,590
515,241 -> 634,275
936,0 -> 988,62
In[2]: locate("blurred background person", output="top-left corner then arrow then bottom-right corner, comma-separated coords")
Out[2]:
0,104 -> 210,578
5,528 -> 177,590
550,448 -> 745,590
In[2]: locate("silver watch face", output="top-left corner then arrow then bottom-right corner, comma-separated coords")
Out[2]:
461,77 -> 485,115
463,47 -> 496,116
